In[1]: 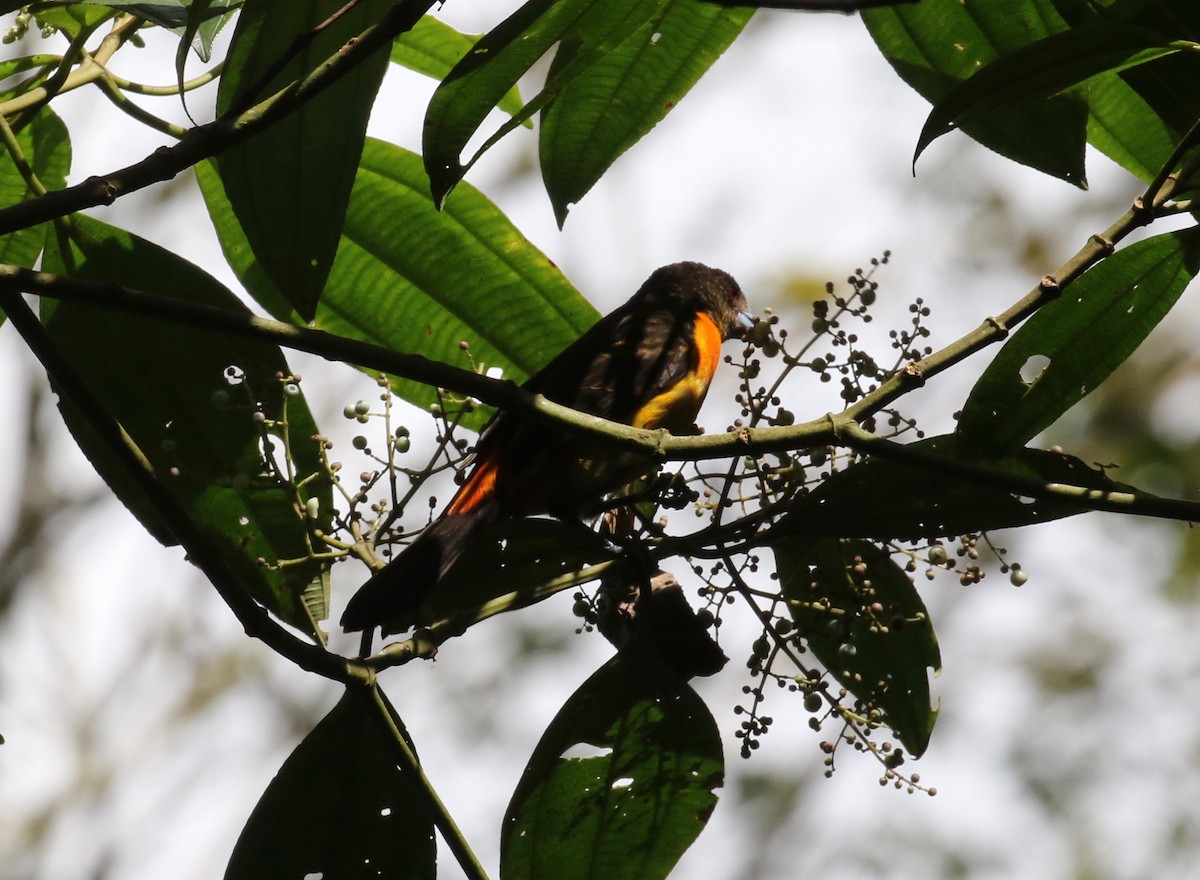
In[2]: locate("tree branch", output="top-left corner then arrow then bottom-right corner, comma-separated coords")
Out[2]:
0,0 -> 435,236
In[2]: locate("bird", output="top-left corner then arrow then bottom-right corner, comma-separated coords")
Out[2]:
340,261 -> 753,635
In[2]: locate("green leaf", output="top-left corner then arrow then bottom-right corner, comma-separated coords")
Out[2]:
957,227 -> 1200,458
0,107 -> 70,272
42,216 -> 333,633
407,519 -> 614,629
770,435 -> 1134,542
502,643 -> 723,880
76,0 -> 239,56
225,689 -> 436,880
540,0 -> 752,225
391,16 -> 527,121
774,537 -> 939,757
866,0 -> 1200,184
863,0 -> 1089,184
423,0 -> 665,206
0,54 -> 59,100
914,24 -> 1186,173
215,0 -> 392,321
29,3 -> 113,35
198,142 -> 599,430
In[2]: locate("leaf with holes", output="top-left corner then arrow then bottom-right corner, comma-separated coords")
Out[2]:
225,688 -> 436,880
502,643 -> 723,880
957,227 -> 1200,458
42,216 -> 332,634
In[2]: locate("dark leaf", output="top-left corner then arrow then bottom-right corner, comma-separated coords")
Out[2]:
215,0 -> 393,321
502,643 -> 723,880
914,23 -> 1183,173
42,216 -> 332,633
771,435 -> 1139,541
540,0 -> 752,225
774,537 -> 939,756
225,688 -> 436,880
423,0 -> 665,206
863,0 -> 1090,184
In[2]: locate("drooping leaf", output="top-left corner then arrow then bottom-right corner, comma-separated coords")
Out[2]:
865,0 -> 1200,185
957,227 -> 1200,458
913,24 -> 1185,172
41,216 -> 333,633
502,643 -> 723,880
391,16 -> 527,120
215,0 -> 393,321
0,106 -> 70,272
774,537 -> 940,757
540,0 -> 752,225
406,518 -> 614,630
76,0 -> 239,57
197,142 -> 599,430
225,688 -> 436,880
770,435 -> 1136,541
423,0 -> 666,206
863,0 -> 1089,185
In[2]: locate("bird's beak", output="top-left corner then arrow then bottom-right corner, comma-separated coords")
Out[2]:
736,310 -> 756,335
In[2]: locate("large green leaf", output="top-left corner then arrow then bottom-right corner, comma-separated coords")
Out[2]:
198,142 -> 599,429
502,643 -> 724,880
423,0 -> 665,206
865,0 -> 1200,185
774,537 -> 940,758
215,0 -> 392,321
771,435 -> 1134,542
391,15 -> 527,120
863,0 -> 1089,185
957,227 -> 1200,458
42,216 -> 333,633
225,689 -> 436,880
539,0 -> 752,225
0,107 -> 70,271
913,24 -> 1186,172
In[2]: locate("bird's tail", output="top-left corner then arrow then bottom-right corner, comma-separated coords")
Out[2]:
340,499 -> 499,635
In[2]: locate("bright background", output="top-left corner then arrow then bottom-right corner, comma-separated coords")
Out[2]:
3,7 -> 1200,880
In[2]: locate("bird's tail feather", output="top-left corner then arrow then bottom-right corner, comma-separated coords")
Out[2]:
340,500 -> 498,634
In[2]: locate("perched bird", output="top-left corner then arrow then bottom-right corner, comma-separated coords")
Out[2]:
341,262 -> 753,635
